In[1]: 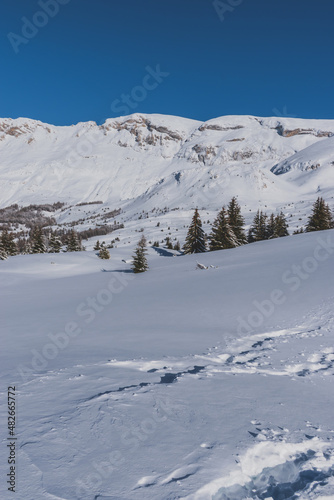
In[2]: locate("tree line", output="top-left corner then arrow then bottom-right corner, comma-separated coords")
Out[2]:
182,196 -> 334,254
131,196 -> 334,273
0,228 -> 83,260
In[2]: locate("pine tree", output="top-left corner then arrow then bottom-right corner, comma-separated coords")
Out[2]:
306,197 -> 333,232
165,237 -> 173,249
266,213 -> 277,239
132,235 -> 149,273
183,209 -> 206,254
0,239 -> 8,260
30,226 -> 46,254
94,240 -> 101,251
275,212 -> 289,237
66,230 -> 82,252
99,246 -> 110,259
1,228 -> 17,256
227,197 -> 247,245
209,207 -> 239,251
248,210 -> 268,243
48,231 -> 62,253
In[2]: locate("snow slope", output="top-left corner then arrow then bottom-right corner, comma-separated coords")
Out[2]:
271,135 -> 334,201
1,229 -> 334,499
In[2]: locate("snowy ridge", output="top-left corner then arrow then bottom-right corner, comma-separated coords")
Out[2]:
0,113 -> 334,214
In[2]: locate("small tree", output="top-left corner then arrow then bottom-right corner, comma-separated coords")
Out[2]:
48,231 -> 62,253
0,239 -> 7,260
266,213 -> 277,239
248,210 -> 268,243
275,212 -> 289,237
94,240 -> 101,251
66,230 -> 82,252
165,237 -> 173,249
183,209 -> 206,254
132,235 -> 149,273
174,240 -> 181,251
227,197 -> 247,245
306,197 -> 333,232
30,226 -> 47,254
99,246 -> 110,259
209,207 -> 239,251
1,228 -> 17,256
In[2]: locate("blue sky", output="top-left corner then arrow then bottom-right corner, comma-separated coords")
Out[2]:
1,0 -> 333,125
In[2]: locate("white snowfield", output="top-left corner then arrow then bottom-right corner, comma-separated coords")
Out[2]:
1,229 -> 334,499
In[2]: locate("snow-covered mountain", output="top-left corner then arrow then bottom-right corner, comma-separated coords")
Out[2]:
1,113 -> 334,210
1,114 -> 334,499
1,113 -> 334,244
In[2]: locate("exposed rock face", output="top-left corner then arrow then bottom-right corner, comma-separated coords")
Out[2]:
275,124 -> 333,138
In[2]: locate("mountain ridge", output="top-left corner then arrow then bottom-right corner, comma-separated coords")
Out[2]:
0,113 -> 333,232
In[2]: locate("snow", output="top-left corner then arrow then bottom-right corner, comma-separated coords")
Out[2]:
1,228 -> 334,499
0,113 -> 334,240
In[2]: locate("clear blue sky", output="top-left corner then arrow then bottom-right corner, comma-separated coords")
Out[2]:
1,0 -> 333,125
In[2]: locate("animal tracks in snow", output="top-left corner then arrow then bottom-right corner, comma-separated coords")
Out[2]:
105,322 -> 334,388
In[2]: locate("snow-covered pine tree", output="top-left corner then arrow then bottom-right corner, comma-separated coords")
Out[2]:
266,212 -> 289,238
30,226 -> 46,254
132,235 -> 149,273
209,207 -> 239,251
99,246 -> 110,259
94,240 -> 101,250
0,238 -> 8,260
266,213 -> 277,239
1,228 -> 17,256
275,212 -> 289,237
48,231 -> 62,253
66,230 -> 82,252
227,197 -> 247,245
248,210 -> 268,243
165,237 -> 173,249
183,209 -> 206,254
306,197 -> 333,232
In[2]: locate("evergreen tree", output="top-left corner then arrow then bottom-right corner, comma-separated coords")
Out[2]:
248,210 -> 268,243
1,228 -> 17,256
275,212 -> 289,237
266,213 -> 277,239
209,207 -> 239,251
0,238 -> 8,260
30,226 -> 46,254
66,230 -> 82,252
94,240 -> 101,251
183,209 -> 206,254
48,231 -> 62,253
165,237 -> 173,249
132,235 -> 149,273
99,246 -> 110,259
306,197 -> 333,232
227,197 -> 247,245
173,240 -> 181,251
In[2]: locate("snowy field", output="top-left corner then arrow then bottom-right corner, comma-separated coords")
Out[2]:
1,229 -> 334,499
